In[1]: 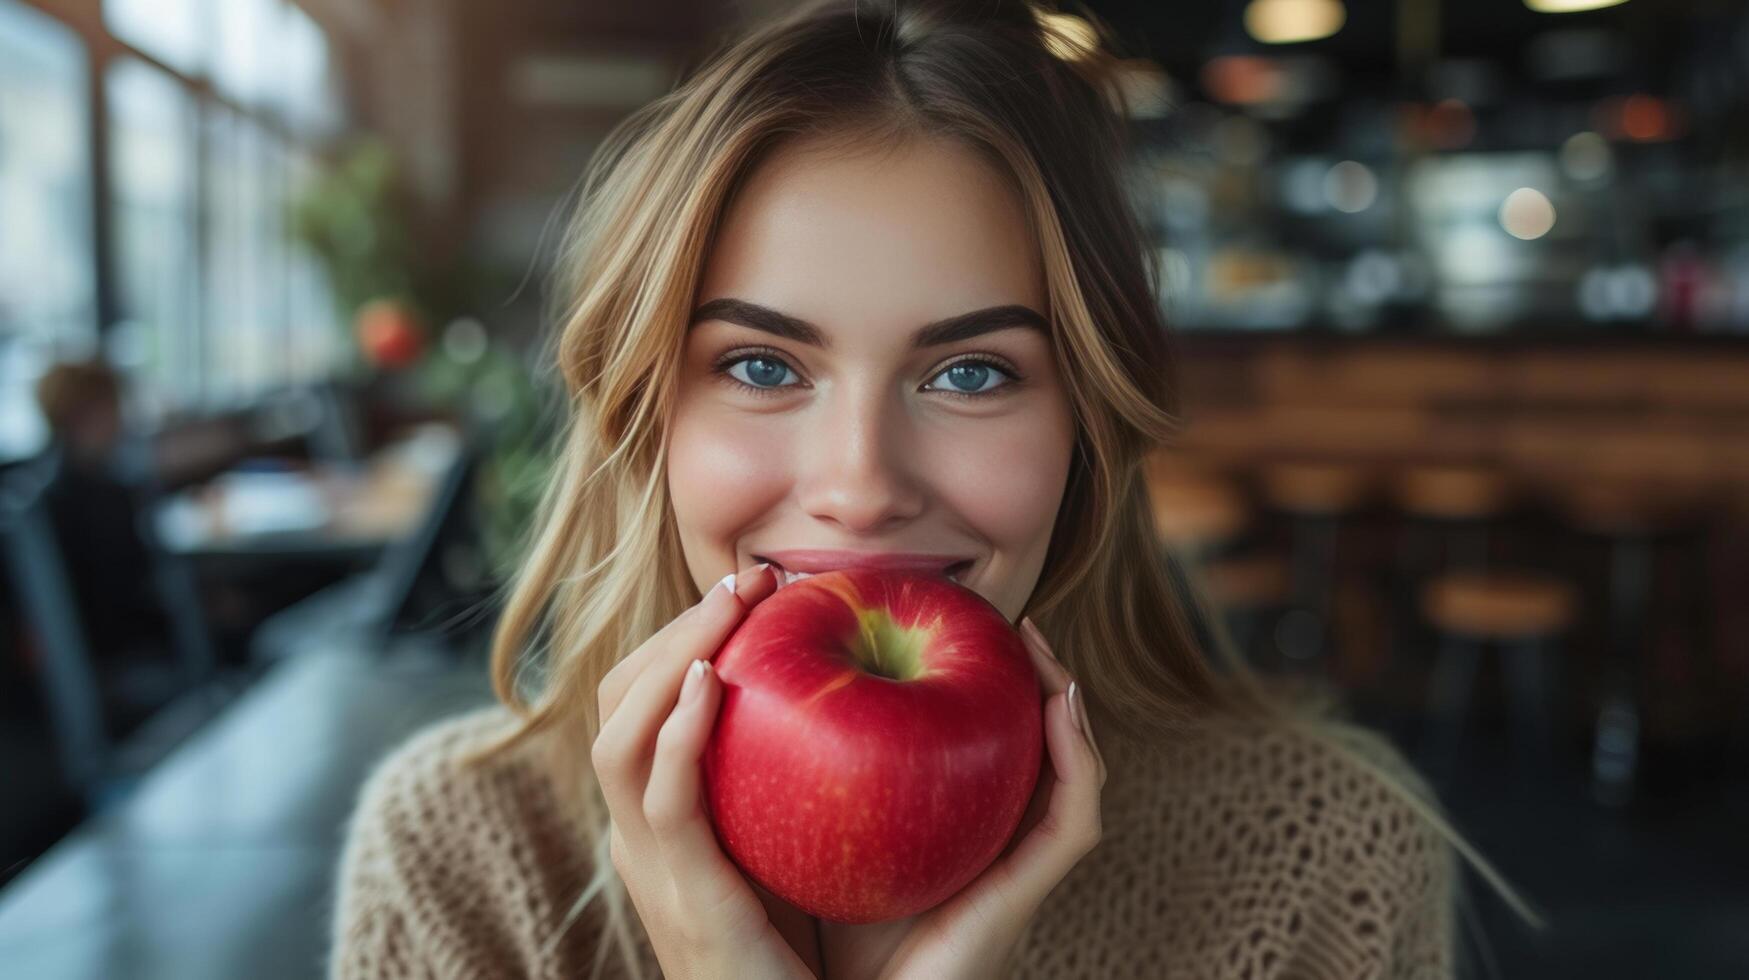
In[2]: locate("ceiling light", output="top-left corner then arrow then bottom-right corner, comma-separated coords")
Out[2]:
1324,161 -> 1377,213
1524,0 -> 1631,13
1244,0 -> 1346,45
1499,188 -> 1556,240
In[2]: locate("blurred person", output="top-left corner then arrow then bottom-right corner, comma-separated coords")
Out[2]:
332,2 -> 1530,977
31,359 -> 170,664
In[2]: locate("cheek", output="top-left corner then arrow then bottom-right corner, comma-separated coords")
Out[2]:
666,397 -> 790,548
919,411 -> 1073,549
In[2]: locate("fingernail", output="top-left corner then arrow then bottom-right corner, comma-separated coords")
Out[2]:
1069,680 -> 1097,746
681,659 -> 710,705
1072,682 -> 1096,746
714,572 -> 737,598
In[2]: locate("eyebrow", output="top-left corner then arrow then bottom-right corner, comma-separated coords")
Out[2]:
689,298 -> 1049,351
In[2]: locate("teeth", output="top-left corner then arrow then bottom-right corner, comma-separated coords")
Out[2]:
767,565 -> 967,587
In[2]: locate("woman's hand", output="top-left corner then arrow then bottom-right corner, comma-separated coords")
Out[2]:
819,616 -> 1107,980
591,563 -> 822,979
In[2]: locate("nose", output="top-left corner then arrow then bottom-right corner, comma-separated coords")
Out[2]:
794,380 -> 926,534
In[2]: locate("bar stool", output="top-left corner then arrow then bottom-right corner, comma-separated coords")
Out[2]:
1145,462 -> 1249,564
1145,453 -> 1288,666
1420,570 -> 1579,782
1554,478 -> 1709,807
1258,462 -> 1372,667
1378,465 -> 1513,732
1387,465 -> 1515,654
1393,465 -> 1512,558
1196,552 -> 1292,666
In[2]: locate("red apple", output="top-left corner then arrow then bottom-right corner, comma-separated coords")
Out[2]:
702,567 -> 1043,924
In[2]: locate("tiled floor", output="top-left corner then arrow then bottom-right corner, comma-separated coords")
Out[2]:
1433,755 -> 1749,977
1344,689 -> 1749,978
0,637 -> 494,980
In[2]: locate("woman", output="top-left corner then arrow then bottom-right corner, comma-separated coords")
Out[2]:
331,2 -> 1521,977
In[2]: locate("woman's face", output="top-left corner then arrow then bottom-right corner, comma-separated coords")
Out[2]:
667,135 -> 1076,622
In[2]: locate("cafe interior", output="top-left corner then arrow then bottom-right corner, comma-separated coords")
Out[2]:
1,0 -> 1746,976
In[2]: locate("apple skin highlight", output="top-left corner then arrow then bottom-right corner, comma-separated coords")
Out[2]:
702,567 -> 1044,924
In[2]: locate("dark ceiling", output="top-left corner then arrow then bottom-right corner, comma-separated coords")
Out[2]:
1079,0 -> 1734,95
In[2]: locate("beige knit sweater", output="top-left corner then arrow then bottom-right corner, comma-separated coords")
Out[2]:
329,704 -> 1456,979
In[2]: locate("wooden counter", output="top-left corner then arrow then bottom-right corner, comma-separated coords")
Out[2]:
1166,337 -> 1749,520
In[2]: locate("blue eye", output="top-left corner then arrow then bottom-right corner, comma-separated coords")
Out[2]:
722,355 -> 800,392
925,359 -> 1014,398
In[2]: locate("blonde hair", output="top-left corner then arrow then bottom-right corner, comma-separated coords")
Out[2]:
459,1 -> 1536,975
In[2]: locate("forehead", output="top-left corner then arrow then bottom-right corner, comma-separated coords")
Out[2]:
697,135 -> 1046,333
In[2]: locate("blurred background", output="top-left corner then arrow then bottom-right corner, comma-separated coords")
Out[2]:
1,0 -> 1746,976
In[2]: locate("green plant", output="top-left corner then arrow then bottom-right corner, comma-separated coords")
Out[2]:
290,139 -> 420,331
291,140 -> 555,584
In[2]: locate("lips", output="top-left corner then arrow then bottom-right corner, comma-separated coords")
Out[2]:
752,550 -> 976,589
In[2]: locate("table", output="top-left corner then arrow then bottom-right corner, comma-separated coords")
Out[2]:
152,423 -> 463,562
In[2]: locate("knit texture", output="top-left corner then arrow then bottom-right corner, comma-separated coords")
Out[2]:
329,705 -> 1455,979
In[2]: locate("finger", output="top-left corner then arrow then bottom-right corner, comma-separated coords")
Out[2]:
1018,617 -> 1071,696
599,563 -> 775,723
1075,681 -> 1106,780
593,564 -> 773,825
604,562 -> 771,733
643,661 -> 757,920
1018,619 -> 1105,786
598,562 -> 774,723
978,690 -> 1104,905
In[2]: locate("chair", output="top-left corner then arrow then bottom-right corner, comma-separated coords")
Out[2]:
0,456 -> 110,799
369,435 -> 491,648
0,451 -> 217,807
308,380 -> 372,464
247,429 -> 490,664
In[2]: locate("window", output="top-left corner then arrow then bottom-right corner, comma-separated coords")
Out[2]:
0,0 -> 95,354
10,0 -> 347,421
211,0 -> 280,109
288,150 -> 343,382
0,0 -> 94,457
108,57 -> 202,416
103,0 -> 206,76
204,107 -> 291,404
278,3 -> 343,139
